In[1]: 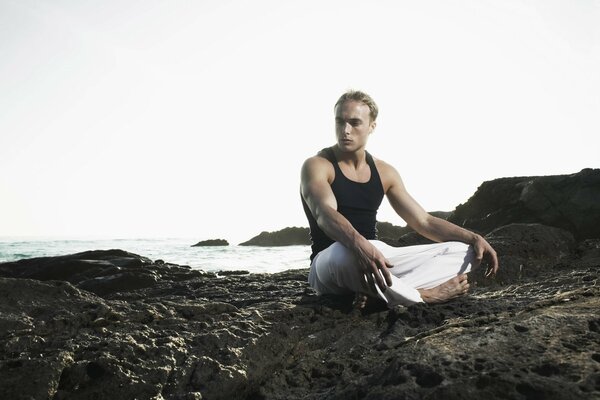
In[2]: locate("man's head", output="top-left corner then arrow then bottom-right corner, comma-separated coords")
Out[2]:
334,90 -> 378,123
334,90 -> 378,153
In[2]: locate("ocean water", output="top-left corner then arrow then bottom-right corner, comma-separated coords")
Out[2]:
0,237 -> 312,274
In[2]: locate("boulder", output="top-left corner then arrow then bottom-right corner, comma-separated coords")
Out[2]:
192,239 -> 229,247
472,223 -> 576,285
449,168 -> 600,240
0,249 -> 204,297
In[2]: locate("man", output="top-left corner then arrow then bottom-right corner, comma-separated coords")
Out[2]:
300,90 -> 498,307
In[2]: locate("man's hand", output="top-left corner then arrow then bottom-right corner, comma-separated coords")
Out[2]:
472,235 -> 499,277
354,240 -> 393,292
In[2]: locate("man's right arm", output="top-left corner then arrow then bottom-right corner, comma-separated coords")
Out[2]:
300,157 -> 392,290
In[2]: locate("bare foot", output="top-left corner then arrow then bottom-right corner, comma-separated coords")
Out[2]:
353,293 -> 368,310
418,274 -> 470,304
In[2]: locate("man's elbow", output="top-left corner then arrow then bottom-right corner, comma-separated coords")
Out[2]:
411,214 -> 437,234
314,205 -> 336,227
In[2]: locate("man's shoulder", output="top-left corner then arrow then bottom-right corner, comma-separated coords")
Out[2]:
301,150 -> 335,182
304,147 -> 333,166
372,156 -> 396,174
303,154 -> 334,171
316,146 -> 334,160
372,156 -> 402,190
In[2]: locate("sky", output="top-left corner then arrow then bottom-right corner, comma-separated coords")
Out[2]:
1,0 -> 599,244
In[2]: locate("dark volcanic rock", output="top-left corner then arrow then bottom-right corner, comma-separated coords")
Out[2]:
192,239 -> 229,247
240,226 -> 311,246
0,238 -> 599,399
0,249 -> 205,297
474,223 -> 576,286
449,168 -> 600,240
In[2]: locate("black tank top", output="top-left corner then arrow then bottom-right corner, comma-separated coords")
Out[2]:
302,147 -> 385,261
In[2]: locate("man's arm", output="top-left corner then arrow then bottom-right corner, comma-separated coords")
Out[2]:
381,162 -> 499,276
300,156 -> 393,290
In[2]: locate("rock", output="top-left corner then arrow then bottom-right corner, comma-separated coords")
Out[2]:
0,249 -> 204,297
472,223 -> 576,285
239,227 -> 311,246
395,231 -> 436,247
376,221 -> 412,245
449,168 -> 600,240
376,221 -> 411,238
192,239 -> 229,247
0,236 -> 599,399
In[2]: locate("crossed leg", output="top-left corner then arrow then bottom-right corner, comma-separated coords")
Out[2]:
308,240 -> 477,308
354,273 -> 470,309
418,274 -> 470,304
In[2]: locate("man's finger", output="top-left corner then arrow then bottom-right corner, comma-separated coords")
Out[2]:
381,260 -> 393,287
475,246 -> 484,267
364,272 -> 377,293
360,273 -> 369,291
370,263 -> 387,292
492,252 -> 499,274
485,251 -> 499,277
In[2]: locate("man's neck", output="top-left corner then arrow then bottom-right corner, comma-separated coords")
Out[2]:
332,145 -> 367,167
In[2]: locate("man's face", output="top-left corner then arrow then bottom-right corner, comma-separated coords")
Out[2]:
334,100 -> 376,153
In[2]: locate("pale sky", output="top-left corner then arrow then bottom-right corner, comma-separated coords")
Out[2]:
1,0 -> 599,244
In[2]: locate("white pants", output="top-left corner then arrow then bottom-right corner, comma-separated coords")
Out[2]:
308,240 -> 476,307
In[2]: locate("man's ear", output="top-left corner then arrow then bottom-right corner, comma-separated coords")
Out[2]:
369,120 -> 377,133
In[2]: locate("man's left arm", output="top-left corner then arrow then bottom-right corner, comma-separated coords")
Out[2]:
381,162 -> 499,276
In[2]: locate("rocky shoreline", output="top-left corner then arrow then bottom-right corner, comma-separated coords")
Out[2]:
0,225 -> 598,399
1,169 -> 599,399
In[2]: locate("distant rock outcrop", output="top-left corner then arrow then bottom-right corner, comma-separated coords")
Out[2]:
376,221 -> 411,240
240,216 -> 454,248
239,227 -> 310,246
377,212 -> 451,247
192,239 -> 229,247
449,168 -> 600,240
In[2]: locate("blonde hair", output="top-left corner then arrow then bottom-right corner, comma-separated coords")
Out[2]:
334,90 -> 379,122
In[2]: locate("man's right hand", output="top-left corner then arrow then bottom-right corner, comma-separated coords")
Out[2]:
354,240 -> 393,292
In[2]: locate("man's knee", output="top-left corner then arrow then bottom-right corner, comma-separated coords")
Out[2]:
327,242 -> 357,267
446,241 -> 471,254
316,242 -> 363,290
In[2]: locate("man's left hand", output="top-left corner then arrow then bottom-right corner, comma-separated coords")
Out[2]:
472,235 -> 499,277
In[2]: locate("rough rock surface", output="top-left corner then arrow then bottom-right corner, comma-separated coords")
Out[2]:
239,227 -> 311,246
192,239 -> 229,247
449,168 -> 600,240
1,226 -> 599,399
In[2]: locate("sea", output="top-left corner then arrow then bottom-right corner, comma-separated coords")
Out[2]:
0,237 -> 312,274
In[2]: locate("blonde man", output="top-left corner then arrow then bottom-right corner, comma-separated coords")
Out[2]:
300,90 -> 498,307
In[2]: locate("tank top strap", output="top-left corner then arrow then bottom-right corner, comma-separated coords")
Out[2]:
319,147 -> 341,172
365,151 -> 381,182
319,147 -> 380,181
365,151 -> 375,166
